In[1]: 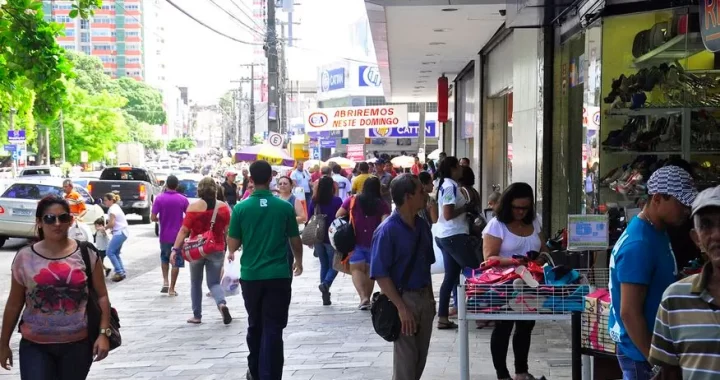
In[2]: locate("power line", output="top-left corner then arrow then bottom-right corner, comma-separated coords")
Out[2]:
206,0 -> 265,38
228,0 -> 264,31
164,0 -> 261,46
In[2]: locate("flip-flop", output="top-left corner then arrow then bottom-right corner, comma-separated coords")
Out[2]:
220,305 -> 232,325
358,301 -> 371,310
515,265 -> 539,288
168,290 -> 178,297
186,318 -> 201,324
437,320 -> 458,330
161,286 -> 169,294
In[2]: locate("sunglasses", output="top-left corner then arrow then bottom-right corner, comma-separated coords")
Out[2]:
42,213 -> 73,225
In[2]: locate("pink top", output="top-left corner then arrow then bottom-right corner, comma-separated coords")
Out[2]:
242,190 -> 252,200
12,243 -> 98,344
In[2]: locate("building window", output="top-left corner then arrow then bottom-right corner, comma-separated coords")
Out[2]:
92,16 -> 114,24
52,3 -> 74,10
80,19 -> 89,29
64,29 -> 76,37
91,29 -> 112,37
126,71 -> 141,76
126,30 -> 140,37
80,33 -> 90,42
101,4 -> 114,10
103,70 -> 112,76
124,4 -> 140,10
99,56 -> 116,63
126,57 -> 141,64
61,44 -> 76,51
93,44 -> 114,51
81,45 -> 91,54
111,31 -> 117,37
52,15 -> 72,23
125,16 -> 139,24
125,44 -> 140,51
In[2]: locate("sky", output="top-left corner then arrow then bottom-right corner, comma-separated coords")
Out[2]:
163,0 -> 375,105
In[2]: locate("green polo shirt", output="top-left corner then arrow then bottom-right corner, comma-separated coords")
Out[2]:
228,189 -> 300,281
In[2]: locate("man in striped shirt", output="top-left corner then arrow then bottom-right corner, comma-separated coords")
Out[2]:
650,186 -> 720,379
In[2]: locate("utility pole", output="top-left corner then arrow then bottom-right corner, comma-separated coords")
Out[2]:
266,0 -> 279,133
233,87 -> 240,148
279,21 -> 287,134
59,110 -> 66,163
235,63 -> 263,142
9,108 -> 15,176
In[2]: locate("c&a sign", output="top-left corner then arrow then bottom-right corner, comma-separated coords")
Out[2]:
305,105 -> 408,132
365,121 -> 438,138
701,0 -> 720,52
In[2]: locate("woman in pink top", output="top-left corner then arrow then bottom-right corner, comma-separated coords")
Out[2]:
0,196 -> 113,379
241,181 -> 255,201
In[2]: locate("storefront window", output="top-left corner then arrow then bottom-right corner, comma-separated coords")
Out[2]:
507,92 -> 514,184
455,70 -> 474,159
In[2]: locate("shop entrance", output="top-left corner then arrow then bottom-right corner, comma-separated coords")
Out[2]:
482,93 -> 510,202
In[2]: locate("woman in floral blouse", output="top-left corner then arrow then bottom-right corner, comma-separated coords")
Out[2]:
0,196 -> 113,379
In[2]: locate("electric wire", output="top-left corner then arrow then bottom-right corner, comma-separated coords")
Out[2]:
228,0 -> 265,31
164,0 -> 262,46
206,0 -> 266,38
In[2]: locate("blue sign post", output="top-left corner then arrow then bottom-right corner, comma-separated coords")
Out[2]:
8,130 -> 25,142
4,144 -> 16,152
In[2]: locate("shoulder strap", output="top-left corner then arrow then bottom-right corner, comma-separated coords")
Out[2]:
349,196 -> 356,226
398,225 -> 423,292
78,241 -> 95,292
209,202 -> 220,228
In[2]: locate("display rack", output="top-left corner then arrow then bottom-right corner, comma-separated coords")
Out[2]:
633,32 -> 705,68
456,268 -> 609,380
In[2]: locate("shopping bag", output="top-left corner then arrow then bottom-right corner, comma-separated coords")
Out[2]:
68,221 -> 92,242
332,251 -> 351,275
430,224 -> 444,274
220,258 -> 240,297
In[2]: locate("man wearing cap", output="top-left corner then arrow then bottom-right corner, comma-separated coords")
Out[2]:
222,171 -> 239,208
608,165 -> 697,380
649,185 -> 720,380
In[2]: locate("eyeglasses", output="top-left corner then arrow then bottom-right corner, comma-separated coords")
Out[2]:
42,213 -> 73,225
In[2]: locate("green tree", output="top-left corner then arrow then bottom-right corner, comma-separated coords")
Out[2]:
109,77 -> 167,125
65,50 -> 111,94
252,133 -> 263,145
125,114 -> 163,151
167,137 -> 195,152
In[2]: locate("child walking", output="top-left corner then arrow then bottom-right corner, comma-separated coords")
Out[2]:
94,217 -> 112,277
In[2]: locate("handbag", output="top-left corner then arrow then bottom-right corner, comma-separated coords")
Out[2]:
370,230 -> 422,342
331,196 -> 357,256
79,241 -> 121,351
301,203 -> 327,246
182,202 -> 224,262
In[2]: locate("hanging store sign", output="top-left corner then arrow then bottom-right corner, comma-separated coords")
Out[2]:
305,105 -> 408,132
365,121 -> 438,138
567,214 -> 609,251
358,65 -> 382,87
320,68 -> 345,92
319,138 -> 337,148
701,1 -> 720,52
346,144 -> 365,162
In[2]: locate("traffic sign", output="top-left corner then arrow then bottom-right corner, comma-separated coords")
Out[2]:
4,144 -> 16,152
8,130 -> 25,142
267,132 -> 284,147
11,152 -> 18,160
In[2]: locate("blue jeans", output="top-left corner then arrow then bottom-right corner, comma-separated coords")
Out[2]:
435,234 -> 469,318
106,232 -> 127,275
617,353 -> 654,380
19,338 -> 92,380
160,242 -> 185,267
241,278 -> 292,380
189,252 -> 226,319
315,243 -> 338,288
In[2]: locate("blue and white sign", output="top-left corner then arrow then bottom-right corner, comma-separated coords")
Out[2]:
366,121 -> 438,138
8,130 -> 25,142
320,68 -> 345,92
319,138 -> 336,148
311,147 -> 321,160
11,151 -> 18,160
308,130 -> 342,139
359,65 -> 381,87
4,144 -> 16,152
567,214 -> 609,251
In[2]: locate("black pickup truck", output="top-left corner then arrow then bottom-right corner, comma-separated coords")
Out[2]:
87,166 -> 162,223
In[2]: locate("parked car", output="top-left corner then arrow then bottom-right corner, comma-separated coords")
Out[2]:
18,165 -> 63,177
87,166 -> 162,223
0,180 -> 104,247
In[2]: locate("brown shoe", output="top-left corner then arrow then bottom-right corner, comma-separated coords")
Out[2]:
111,273 -> 126,282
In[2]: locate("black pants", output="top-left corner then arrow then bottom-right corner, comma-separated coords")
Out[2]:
241,278 -> 292,380
19,338 -> 93,380
490,320 -> 535,378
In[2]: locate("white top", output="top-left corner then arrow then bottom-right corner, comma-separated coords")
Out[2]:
108,203 -> 128,234
94,230 -> 110,250
482,217 -> 542,258
270,177 -> 278,192
435,179 -> 469,238
332,174 -> 352,201
291,169 -> 311,192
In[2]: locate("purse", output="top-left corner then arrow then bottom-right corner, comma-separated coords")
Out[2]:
331,196 -> 357,256
80,241 -> 121,351
370,230 -> 422,342
182,202 -> 224,262
301,203 -> 327,246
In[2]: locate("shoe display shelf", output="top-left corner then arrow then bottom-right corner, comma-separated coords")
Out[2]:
456,268 -> 609,380
633,32 -> 705,68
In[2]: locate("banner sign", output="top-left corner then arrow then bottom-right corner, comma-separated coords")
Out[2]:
701,1 -> 720,52
567,214 -> 609,251
346,144 -> 365,162
305,105 -> 408,132
319,138 -> 337,148
366,121 -> 437,138
8,130 -> 25,142
358,65 -> 382,87
307,131 -> 342,139
320,67 -> 345,92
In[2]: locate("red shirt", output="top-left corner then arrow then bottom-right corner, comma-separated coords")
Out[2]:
182,203 -> 232,243
311,171 -> 322,183
411,164 -> 421,175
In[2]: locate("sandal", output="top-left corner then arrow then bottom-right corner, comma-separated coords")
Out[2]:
219,305 -> 232,325
358,300 -> 371,310
161,285 -> 169,293
437,320 -> 458,330
186,317 -> 201,324
168,290 -> 178,297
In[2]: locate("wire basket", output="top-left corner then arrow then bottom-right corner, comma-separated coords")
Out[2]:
581,312 -> 616,354
461,268 -> 610,320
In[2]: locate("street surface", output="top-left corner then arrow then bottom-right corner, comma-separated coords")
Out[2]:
0,220 -> 573,380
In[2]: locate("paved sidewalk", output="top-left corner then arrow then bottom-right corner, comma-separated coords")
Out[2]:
1,247 -> 573,380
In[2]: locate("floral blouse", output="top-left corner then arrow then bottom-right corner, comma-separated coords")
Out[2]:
11,244 -> 97,344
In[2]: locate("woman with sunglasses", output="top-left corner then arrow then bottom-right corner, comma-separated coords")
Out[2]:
0,196 -> 112,379
103,192 -> 129,282
482,182 -> 547,380
277,175 -> 307,278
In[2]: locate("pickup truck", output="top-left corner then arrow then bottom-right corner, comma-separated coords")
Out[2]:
87,166 -> 162,223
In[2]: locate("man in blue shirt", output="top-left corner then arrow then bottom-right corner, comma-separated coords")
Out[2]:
609,165 -> 697,380
370,174 -> 435,380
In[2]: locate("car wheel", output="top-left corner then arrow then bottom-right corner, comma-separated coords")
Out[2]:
142,214 -> 151,224
0,238 -> 6,248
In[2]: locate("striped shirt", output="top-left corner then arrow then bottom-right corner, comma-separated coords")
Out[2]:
649,264 -> 720,379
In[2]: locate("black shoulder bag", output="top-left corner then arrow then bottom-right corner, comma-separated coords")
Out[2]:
370,230 -> 423,342
80,241 -> 122,351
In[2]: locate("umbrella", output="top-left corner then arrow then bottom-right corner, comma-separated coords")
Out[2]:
363,157 -> 378,163
304,159 -> 323,169
391,155 -> 416,168
235,144 -> 295,167
326,157 -> 356,169
427,149 -> 441,160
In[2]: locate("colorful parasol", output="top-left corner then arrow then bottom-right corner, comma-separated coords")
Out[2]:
234,144 -> 295,167
427,149 -> 441,160
304,159 -> 323,169
326,157 -> 356,169
391,155 -> 417,168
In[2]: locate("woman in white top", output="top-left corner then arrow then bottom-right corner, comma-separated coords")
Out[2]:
482,182 -> 547,380
434,156 -> 477,330
103,192 -> 129,282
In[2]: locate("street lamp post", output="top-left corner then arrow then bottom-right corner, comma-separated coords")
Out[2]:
9,108 -> 16,177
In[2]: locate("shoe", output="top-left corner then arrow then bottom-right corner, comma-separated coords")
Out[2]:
219,305 -> 232,325
318,283 -> 332,305
111,273 -> 126,282
104,268 -> 111,277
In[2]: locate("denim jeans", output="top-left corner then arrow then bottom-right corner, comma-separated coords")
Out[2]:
617,353 -> 654,380
106,232 -> 127,275
19,338 -> 92,380
189,252 -> 226,319
315,243 -> 338,288
241,278 -> 292,380
435,234 -> 472,318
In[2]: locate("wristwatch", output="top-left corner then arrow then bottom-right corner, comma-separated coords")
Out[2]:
100,328 -> 112,337
172,247 -> 181,253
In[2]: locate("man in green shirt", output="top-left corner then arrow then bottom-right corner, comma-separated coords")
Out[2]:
227,160 -> 303,380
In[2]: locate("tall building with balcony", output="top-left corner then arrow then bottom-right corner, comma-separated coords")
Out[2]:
42,0 -> 145,81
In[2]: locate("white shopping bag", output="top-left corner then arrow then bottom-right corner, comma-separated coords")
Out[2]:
221,258 -> 241,296
430,224 -> 444,274
68,221 -> 92,242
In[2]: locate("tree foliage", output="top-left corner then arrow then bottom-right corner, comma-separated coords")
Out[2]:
109,77 -> 167,125
66,50 -> 110,94
167,137 -> 195,152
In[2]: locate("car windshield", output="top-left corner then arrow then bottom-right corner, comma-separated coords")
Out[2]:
21,168 -> 52,176
2,183 -> 63,200
100,168 -> 151,182
177,180 -> 198,198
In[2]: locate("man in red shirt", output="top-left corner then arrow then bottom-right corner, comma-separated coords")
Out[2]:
411,156 -> 422,175
385,161 -> 397,178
